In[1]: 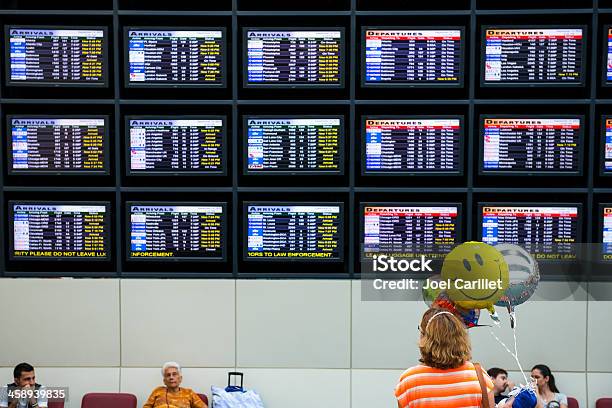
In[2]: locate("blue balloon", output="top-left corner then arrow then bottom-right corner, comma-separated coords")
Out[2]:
511,388 -> 537,408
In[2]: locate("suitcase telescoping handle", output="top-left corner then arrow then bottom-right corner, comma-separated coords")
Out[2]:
226,372 -> 244,392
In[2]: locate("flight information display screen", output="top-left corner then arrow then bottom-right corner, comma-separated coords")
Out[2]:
481,117 -> 582,174
10,202 -> 109,260
606,28 -> 612,84
245,117 -> 343,174
128,117 -> 225,175
126,29 -> 225,86
603,118 -> 612,174
7,27 -> 107,86
481,204 -> 580,260
8,117 -> 108,175
362,204 -> 460,259
245,203 -> 343,261
483,27 -> 584,85
363,28 -> 463,86
128,203 -> 225,260
363,117 -> 462,174
245,29 -> 343,86
602,206 -> 612,260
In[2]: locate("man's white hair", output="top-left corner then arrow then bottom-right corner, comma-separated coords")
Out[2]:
162,361 -> 181,376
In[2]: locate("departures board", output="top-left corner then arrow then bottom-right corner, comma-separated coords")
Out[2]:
1,0 -> 610,279
480,204 -> 580,260
361,204 -> 461,259
363,117 -> 462,175
363,28 -> 463,86
482,27 -> 585,86
480,117 -> 582,175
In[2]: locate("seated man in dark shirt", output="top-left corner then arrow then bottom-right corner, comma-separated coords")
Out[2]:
0,363 -> 47,408
487,367 -> 513,405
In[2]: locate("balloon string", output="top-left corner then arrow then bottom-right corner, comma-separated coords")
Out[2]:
488,312 -> 529,385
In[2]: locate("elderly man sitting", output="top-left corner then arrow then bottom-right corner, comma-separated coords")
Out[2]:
143,362 -> 206,408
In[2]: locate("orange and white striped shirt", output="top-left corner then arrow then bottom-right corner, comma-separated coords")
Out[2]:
394,362 -> 494,408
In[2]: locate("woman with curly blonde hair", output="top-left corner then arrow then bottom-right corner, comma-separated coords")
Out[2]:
394,308 -> 496,408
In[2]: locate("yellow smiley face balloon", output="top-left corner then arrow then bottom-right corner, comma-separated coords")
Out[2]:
441,241 -> 509,312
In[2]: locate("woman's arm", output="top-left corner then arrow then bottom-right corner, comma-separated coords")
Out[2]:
190,390 -> 206,408
142,389 -> 159,408
487,389 -> 495,407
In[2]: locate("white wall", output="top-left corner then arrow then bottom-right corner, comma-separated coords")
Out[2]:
0,279 -> 608,408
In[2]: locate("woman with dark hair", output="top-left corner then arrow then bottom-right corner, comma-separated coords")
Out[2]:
531,364 -> 567,408
394,308 -> 496,408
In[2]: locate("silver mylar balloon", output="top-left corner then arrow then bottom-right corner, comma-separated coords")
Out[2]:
494,243 -> 540,310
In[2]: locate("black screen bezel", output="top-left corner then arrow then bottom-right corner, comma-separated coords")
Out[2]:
477,201 -> 583,263
599,203 -> 612,262
123,26 -> 227,88
359,201 -> 463,261
8,200 -> 112,261
600,115 -> 612,176
243,201 -> 345,262
242,115 -> 345,176
361,115 -> 465,176
5,25 -> 109,88
480,25 -> 587,88
360,26 -> 466,88
478,114 -> 585,176
602,25 -> 612,87
6,114 -> 111,176
125,115 -> 227,176
126,201 -> 227,262
243,27 -> 346,89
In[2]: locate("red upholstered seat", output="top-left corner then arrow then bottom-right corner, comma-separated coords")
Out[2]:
568,396 -> 579,408
198,393 -> 209,406
81,393 -> 137,408
597,398 -> 612,408
48,401 -> 64,408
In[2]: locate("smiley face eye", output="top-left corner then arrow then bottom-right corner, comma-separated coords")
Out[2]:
463,259 -> 471,271
475,253 -> 484,266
